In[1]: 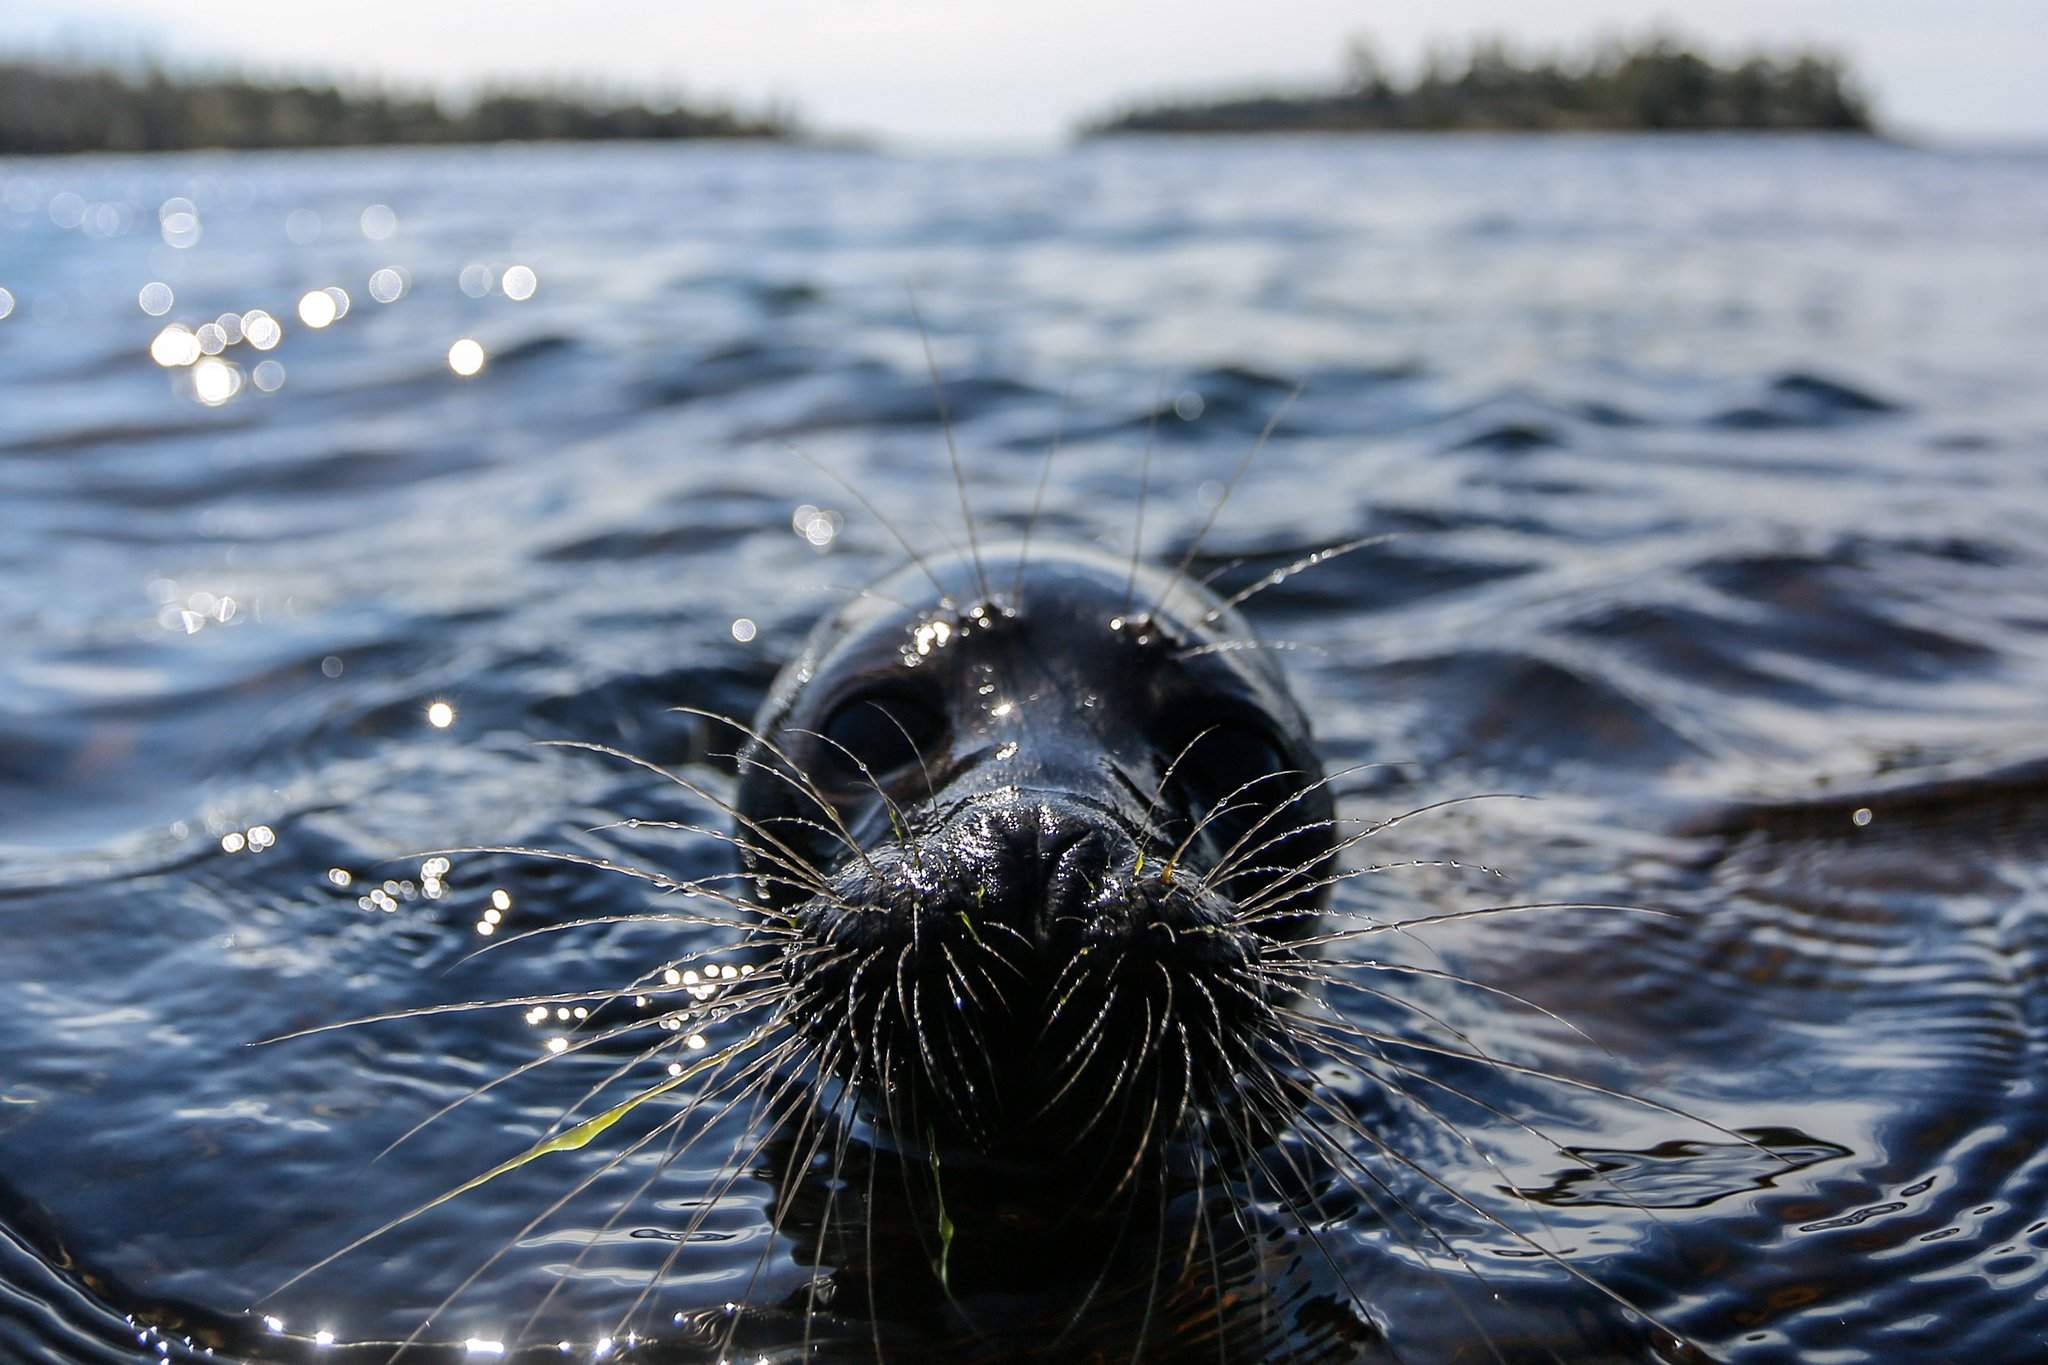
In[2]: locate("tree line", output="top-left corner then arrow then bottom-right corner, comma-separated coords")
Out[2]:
1081,32 -> 1877,137
0,61 -> 801,155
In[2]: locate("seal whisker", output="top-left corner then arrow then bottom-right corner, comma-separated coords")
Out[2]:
1206,760 -> 1412,884
785,724 -> 918,853
1039,956 -> 1099,1043
1173,639 -> 1329,660
749,804 -> 878,867
1242,1066 -> 1521,1365
1210,1067 -> 1450,1363
1233,792 -> 1537,915
783,440 -> 951,599
1228,858 -> 1510,929
389,841 -> 781,923
1198,533 -> 1402,626
710,1043 -> 860,1362
1238,1040 -> 1559,1360
1229,865 -> 1511,934
506,1029 -> 807,1351
1264,1061 -> 1702,1360
252,971 -> 776,1047
581,816 -> 835,899
451,911 -> 795,973
862,1098 -> 887,1364
865,698 -> 941,810
1260,955 -> 1613,1059
703,1030 -> 864,1349
1275,976 -> 1499,1075
578,814 -> 834,896
669,707 -> 884,878
1165,768 -> 1304,879
1277,1004 -> 1780,1161
1285,899 -> 1680,947
263,1021 -> 783,1306
803,1051 -> 872,1359
377,978 -> 789,1160
1121,377 -> 1164,617
906,290 -> 990,605
1149,723 -> 1220,827
381,1102 -> 703,1365
1285,1017 -> 1682,1238
1042,1140 -> 1152,1351
533,981 -> 797,1143
1127,1129 -> 1176,1365
1147,384 -> 1302,625
538,735 -> 843,891
1011,375 -> 1070,608
1281,1021 -> 1577,1264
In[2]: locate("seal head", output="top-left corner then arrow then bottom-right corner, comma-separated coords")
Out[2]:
735,543 -> 1335,1167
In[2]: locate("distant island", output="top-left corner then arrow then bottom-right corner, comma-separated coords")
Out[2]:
0,61 -> 801,155
1081,32 -> 1877,138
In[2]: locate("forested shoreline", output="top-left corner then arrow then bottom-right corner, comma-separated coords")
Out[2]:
1082,33 -> 1877,137
0,62 -> 800,154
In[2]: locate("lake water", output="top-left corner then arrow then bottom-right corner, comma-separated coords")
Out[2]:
2,135 -> 2046,1362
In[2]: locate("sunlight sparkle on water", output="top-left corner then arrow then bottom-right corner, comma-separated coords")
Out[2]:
243,310 -> 282,350
158,197 -> 200,249
360,204 -> 397,240
368,267 -> 407,303
448,338 -> 486,377
792,504 -> 843,550
731,617 -> 757,642
427,700 -> 456,728
192,357 -> 241,406
137,282 -> 173,316
0,288 -> 13,321
150,325 -> 199,367
253,359 -> 286,393
297,290 -> 338,329
501,265 -> 537,301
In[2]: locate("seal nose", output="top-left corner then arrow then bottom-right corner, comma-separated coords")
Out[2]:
954,791 -> 1137,947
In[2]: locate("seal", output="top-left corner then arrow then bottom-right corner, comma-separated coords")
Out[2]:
732,537 -> 1339,1173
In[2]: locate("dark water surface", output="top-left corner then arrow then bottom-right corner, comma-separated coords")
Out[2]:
2,137 -> 2047,1362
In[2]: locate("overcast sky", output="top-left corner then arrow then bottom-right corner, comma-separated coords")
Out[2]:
7,1 -> 2043,146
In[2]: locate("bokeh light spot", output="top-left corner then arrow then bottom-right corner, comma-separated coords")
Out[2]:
297,290 -> 338,329
447,338 -> 486,377
368,267 -> 407,303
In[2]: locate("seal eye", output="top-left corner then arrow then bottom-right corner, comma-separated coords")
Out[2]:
816,691 -> 944,790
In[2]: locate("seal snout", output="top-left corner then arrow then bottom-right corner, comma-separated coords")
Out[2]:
806,789 -> 1216,953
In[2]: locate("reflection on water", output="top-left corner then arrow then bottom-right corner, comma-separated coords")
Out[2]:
1,136 -> 2046,1362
